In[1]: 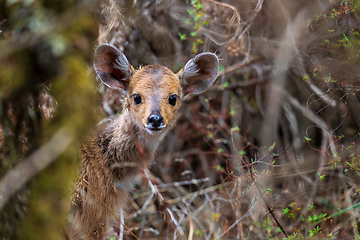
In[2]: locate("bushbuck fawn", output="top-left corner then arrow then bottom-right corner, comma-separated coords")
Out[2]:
68,43 -> 219,239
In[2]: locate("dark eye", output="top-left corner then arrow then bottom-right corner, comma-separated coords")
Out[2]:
133,94 -> 142,105
168,94 -> 177,106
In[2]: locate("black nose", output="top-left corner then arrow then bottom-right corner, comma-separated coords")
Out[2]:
147,112 -> 164,129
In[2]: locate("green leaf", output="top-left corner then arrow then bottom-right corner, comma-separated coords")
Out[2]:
195,3 -> 203,10
196,38 -> 203,45
178,33 -> 187,41
194,229 -> 203,237
269,142 -> 276,151
238,150 -> 246,157
222,81 -> 229,89
283,207 -> 289,215
216,164 -> 224,171
188,9 -> 196,16
231,125 -> 240,132
184,18 -> 192,25
202,20 -> 209,26
317,173 -> 326,181
308,202 -> 315,211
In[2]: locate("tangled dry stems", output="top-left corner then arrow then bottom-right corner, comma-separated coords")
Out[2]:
1,0 -> 360,239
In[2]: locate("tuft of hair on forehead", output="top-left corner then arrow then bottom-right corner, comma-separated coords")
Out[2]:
135,65 -> 178,81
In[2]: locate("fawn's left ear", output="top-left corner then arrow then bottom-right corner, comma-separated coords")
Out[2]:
178,52 -> 219,96
94,43 -> 134,93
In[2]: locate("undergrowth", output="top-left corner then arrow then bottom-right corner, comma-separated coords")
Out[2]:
1,0 -> 360,239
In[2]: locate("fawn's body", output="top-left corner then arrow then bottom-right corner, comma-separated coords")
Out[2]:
68,44 -> 219,239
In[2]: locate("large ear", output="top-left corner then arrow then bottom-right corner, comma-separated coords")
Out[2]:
178,52 -> 219,96
94,43 -> 134,91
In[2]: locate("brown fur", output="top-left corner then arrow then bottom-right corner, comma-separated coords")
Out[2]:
69,109 -> 165,239
67,43 -> 218,239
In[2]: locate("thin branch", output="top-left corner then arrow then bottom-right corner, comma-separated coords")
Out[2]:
143,168 -> 185,236
0,127 -> 73,210
285,92 -> 336,155
214,197 -> 257,239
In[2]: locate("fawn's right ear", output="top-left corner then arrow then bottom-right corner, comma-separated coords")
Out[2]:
94,44 -> 134,92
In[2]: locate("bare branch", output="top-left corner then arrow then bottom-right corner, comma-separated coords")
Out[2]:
0,127 -> 74,210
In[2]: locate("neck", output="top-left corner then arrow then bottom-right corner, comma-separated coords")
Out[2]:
92,109 -> 167,185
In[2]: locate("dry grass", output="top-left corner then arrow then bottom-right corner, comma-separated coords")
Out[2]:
96,0 -> 360,239
1,0 -> 360,239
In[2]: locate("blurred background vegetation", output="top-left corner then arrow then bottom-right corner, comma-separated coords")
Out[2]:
0,0 -> 99,239
1,0 -> 360,239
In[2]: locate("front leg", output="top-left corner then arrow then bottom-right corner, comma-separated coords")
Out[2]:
70,179 -> 116,239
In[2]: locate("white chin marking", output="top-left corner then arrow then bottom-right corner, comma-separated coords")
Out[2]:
146,128 -> 156,135
145,125 -> 166,135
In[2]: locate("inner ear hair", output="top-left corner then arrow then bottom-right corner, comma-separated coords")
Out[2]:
94,44 -> 134,90
179,52 -> 219,95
